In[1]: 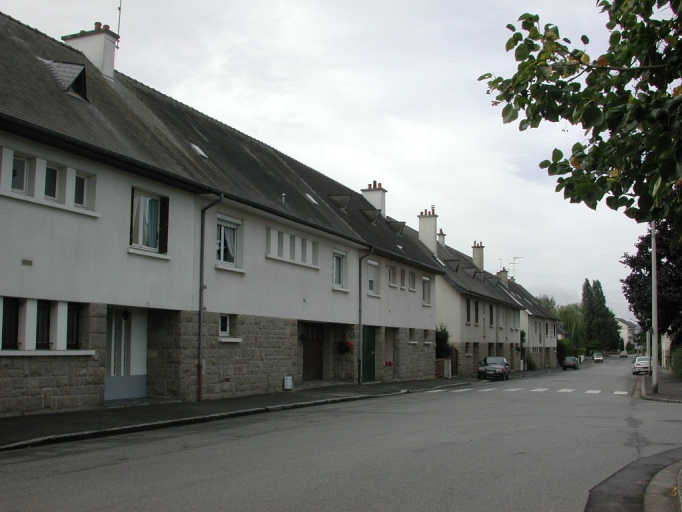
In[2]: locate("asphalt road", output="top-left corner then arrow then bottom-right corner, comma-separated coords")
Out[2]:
0,356 -> 679,512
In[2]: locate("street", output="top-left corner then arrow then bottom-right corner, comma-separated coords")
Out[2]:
0,357 -> 679,512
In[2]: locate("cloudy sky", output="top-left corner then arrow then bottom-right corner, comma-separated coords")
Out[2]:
3,1 -> 648,320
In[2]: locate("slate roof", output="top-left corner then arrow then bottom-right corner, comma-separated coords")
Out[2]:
503,280 -> 560,321
399,225 -> 522,309
0,12 -> 441,274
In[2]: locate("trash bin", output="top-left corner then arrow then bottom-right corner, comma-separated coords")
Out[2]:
283,375 -> 293,391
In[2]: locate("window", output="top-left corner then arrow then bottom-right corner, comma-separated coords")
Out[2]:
466,299 -> 471,323
474,301 -> 479,324
400,269 -> 406,289
422,277 -> 431,305
74,174 -> 87,207
368,260 -> 379,294
216,214 -> 243,267
332,250 -> 347,289
489,304 -> 494,326
1,297 -> 20,350
265,227 -> 318,268
11,156 -> 27,192
45,166 -> 59,200
219,314 -> 231,337
408,271 -> 416,291
388,265 -> 397,287
36,300 -> 51,350
66,303 -> 81,349
546,323 -> 549,336
131,189 -> 169,253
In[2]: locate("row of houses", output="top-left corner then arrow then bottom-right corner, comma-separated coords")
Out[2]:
0,13 -> 558,416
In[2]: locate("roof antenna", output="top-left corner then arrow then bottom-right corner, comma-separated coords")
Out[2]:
116,0 -> 123,49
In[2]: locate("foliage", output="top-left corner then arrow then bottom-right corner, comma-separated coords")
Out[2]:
536,294 -> 559,313
582,279 -> 622,350
337,340 -> 354,354
622,219 -> 682,349
672,347 -> 682,378
479,1 -> 682,242
557,302 -> 586,349
435,323 -> 452,359
524,357 -> 537,371
557,338 -> 573,362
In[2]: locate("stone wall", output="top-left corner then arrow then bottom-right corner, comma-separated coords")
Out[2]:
392,327 -> 435,382
0,302 -> 106,416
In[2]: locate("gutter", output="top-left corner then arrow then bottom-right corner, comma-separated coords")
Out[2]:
357,247 -> 375,385
198,194 -> 223,402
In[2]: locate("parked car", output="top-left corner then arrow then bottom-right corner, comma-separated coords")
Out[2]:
562,356 -> 580,370
477,357 -> 510,380
620,351 -> 628,358
632,356 -> 651,375
593,352 -> 604,362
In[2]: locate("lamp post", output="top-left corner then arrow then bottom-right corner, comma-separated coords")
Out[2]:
651,220 -> 659,393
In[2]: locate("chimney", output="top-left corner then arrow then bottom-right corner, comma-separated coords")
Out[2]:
472,240 -> 484,270
361,180 -> 387,217
418,206 -> 438,254
497,267 -> 508,285
437,228 -> 446,246
62,22 -> 119,79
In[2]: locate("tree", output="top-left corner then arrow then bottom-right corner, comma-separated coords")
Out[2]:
479,1 -> 682,242
582,279 -> 622,351
557,302 -> 586,349
536,294 -> 559,313
435,323 -> 452,359
621,218 -> 682,348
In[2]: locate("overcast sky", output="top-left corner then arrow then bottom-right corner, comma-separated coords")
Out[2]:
3,0 -> 648,320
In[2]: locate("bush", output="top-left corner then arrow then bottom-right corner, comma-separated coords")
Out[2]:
435,323 -> 451,359
524,357 -> 537,371
672,348 -> 682,379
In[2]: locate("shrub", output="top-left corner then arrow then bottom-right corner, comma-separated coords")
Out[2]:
524,357 -> 537,371
435,323 -> 451,359
672,348 -> 682,379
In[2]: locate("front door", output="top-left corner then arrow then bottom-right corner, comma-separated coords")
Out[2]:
362,326 -> 375,382
105,307 -> 146,400
302,323 -> 323,381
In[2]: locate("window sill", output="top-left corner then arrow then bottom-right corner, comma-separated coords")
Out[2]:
388,283 -> 398,289
265,254 -> 319,270
128,247 -> 171,261
422,302 -> 431,307
408,288 -> 416,293
367,291 -> 381,299
0,350 -> 96,357
215,262 -> 245,274
408,341 -> 419,345
423,341 -> 433,346
332,286 -> 350,293
0,190 -> 99,217
218,337 -> 242,343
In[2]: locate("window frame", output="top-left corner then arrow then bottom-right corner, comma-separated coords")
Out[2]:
422,276 -> 431,306
44,165 -> 60,201
332,250 -> 348,290
408,271 -> 416,292
130,188 -> 169,254
11,156 -> 28,193
466,298 -> 471,324
388,265 -> 397,288
367,260 -> 380,296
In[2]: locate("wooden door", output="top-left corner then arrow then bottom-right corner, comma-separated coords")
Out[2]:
302,323 -> 323,381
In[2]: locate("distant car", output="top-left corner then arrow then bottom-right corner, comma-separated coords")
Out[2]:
620,351 -> 628,358
478,356 -> 510,380
562,356 -> 580,370
632,356 -> 651,375
593,352 -> 604,362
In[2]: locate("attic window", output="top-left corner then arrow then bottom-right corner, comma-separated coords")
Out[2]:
39,58 -> 88,100
360,209 -> 382,225
435,256 -> 445,266
387,221 -> 406,236
329,195 -> 351,212
305,193 -> 319,205
190,143 -> 209,158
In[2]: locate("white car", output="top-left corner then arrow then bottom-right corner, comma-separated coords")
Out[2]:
632,356 -> 651,375
593,352 -> 604,362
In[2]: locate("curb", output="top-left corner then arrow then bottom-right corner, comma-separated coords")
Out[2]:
640,376 -> 682,404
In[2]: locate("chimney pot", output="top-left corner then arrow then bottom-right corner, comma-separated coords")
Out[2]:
95,22 -> 102,30
373,180 -> 377,189
378,183 -> 382,189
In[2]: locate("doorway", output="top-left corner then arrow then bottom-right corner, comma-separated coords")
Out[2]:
302,323 -> 323,381
362,326 -> 376,382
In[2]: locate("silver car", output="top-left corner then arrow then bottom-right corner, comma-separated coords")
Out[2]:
632,356 -> 651,375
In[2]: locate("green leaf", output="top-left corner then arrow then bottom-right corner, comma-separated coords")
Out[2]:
515,43 -> 530,61
502,104 -> 519,123
506,23 -> 516,32
582,106 -> 604,128
581,35 -> 590,45
539,159 -> 551,169
477,73 -> 493,81
506,36 -> 519,52
552,148 -> 563,163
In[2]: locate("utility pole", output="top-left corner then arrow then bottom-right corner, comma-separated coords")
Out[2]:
651,221 -> 659,393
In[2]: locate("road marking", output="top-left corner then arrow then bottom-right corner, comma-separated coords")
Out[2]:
613,391 -> 629,395
450,388 -> 473,393
504,388 -> 523,392
478,388 -> 497,392
426,389 -> 447,393
558,389 -> 575,393
530,388 -> 548,392
585,390 -> 601,394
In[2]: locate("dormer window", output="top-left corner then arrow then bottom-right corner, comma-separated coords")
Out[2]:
38,58 -> 88,100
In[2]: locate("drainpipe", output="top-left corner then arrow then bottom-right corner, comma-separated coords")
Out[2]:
357,247 -> 374,385
198,194 -> 223,402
